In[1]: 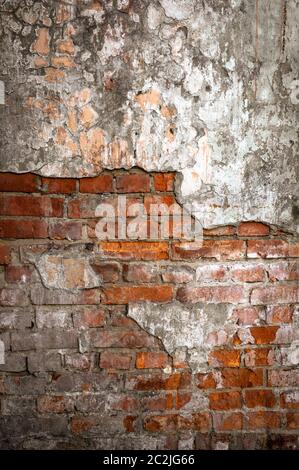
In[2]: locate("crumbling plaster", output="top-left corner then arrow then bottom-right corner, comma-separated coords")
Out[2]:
0,0 -> 298,231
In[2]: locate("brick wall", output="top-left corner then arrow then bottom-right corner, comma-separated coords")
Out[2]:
0,170 -> 298,450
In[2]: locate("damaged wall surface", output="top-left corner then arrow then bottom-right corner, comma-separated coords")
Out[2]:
0,0 -> 299,451
0,0 -> 298,230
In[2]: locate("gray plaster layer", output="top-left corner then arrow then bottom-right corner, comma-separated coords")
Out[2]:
0,0 -> 298,231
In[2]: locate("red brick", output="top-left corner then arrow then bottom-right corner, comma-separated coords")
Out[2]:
177,286 -> 247,304
197,373 -> 217,389
231,307 -> 263,325
246,411 -> 281,429
123,264 -> 160,282
231,264 -> 265,282
221,368 -> 264,388
124,415 -> 137,432
111,396 -> 138,412
280,391 -> 299,409
247,240 -> 299,258
268,370 -> 299,387
208,350 -> 241,368
203,225 -> 236,237
49,220 -> 82,240
79,175 -> 113,193
0,173 -> 39,192
42,177 -> 77,194
71,416 -> 96,434
130,372 -> 191,391
91,262 -> 120,282
267,305 -> 293,325
5,265 -> 32,283
243,348 -> 273,367
286,412 -> 299,429
172,240 -> 245,260
144,414 -> 177,432
268,261 -> 299,281
250,326 -> 279,344
0,219 -> 48,238
73,307 -> 106,328
162,266 -> 194,283
116,174 -> 150,193
213,412 -> 243,431
100,351 -> 132,369
176,392 -> 191,409
0,245 -> 11,264
153,173 -> 175,191
209,391 -> 241,410
142,394 -> 173,411
144,194 -> 176,212
91,328 -> 154,349
251,286 -> 299,305
177,412 -> 210,431
238,222 -> 269,237
99,241 -> 169,260
0,195 -> 63,217
196,263 -> 228,282
37,395 -> 72,413
244,390 -> 276,408
136,352 -> 168,369
102,285 -> 173,304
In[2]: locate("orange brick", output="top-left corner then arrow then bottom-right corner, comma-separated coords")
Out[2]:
209,391 -> 241,410
238,222 -> 269,236
102,285 -> 173,304
136,352 -> 168,369
208,349 -> 240,367
244,390 -> 276,408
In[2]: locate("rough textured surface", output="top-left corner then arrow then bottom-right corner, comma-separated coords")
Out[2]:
0,170 -> 298,449
0,0 -> 298,231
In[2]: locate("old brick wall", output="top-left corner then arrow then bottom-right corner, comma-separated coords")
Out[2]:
0,170 -> 298,449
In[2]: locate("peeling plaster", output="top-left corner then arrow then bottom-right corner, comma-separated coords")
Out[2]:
0,0 -> 298,231
128,301 -> 238,372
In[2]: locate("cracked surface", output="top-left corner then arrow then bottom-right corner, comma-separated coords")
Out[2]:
0,0 -> 298,231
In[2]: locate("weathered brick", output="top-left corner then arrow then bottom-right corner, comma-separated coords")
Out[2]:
116,174 -> 150,193
172,240 -> 245,260
247,240 -> 299,258
41,177 -> 77,194
238,222 -> 269,237
280,391 -> 299,409
65,353 -> 91,370
231,264 -> 265,282
0,353 -> 26,372
0,173 -> 39,192
73,307 -> 106,328
0,288 -> 28,306
27,352 -> 62,373
231,307 -> 264,325
11,329 -> 77,351
251,286 -> 299,305
123,264 -> 160,282
244,390 -> 276,408
98,241 -> 169,260
268,261 -> 299,281
177,286 -> 247,304
250,326 -> 279,344
136,352 -> 168,369
0,195 -> 64,217
208,350 -> 241,367
213,412 -> 243,431
243,348 -> 274,367
37,395 -> 73,413
209,391 -> 241,410
48,220 -> 82,240
102,285 -> 173,304
36,307 -> 72,328
5,265 -> 33,283
286,412 -> 299,429
0,307 -> 33,329
88,328 -> 154,349
0,219 -> 48,238
100,351 -> 132,369
127,372 -> 192,391
80,174 -> 113,193
266,306 -> 293,324
1,397 -> 36,415
153,173 -> 175,192
245,411 -> 281,429
141,394 -> 173,411
162,266 -> 194,283
91,262 -> 120,282
196,263 -> 229,282
203,225 -> 236,237
268,369 -> 299,387
0,245 -> 11,264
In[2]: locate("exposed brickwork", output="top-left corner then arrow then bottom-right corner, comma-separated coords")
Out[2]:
0,169 -> 298,450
